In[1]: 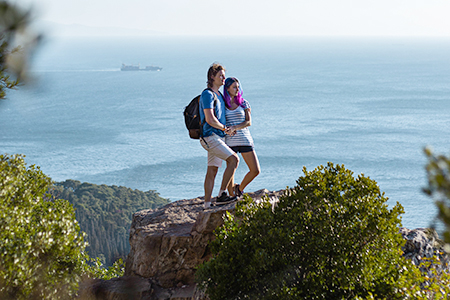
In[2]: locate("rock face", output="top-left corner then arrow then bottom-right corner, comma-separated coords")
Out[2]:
400,228 -> 443,263
400,227 -> 448,276
124,189 -> 284,298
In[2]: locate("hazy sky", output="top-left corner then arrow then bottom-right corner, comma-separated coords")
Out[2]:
19,0 -> 450,36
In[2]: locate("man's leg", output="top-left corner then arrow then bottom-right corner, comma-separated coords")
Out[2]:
204,166 -> 218,205
202,134 -> 236,203
220,153 -> 239,193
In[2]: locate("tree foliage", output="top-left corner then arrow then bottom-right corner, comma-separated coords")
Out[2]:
49,179 -> 169,265
424,147 -> 450,244
0,1 -> 41,99
196,163 -> 430,299
0,39 -> 19,98
0,154 -> 87,299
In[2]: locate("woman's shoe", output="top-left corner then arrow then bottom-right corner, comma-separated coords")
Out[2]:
234,184 -> 243,197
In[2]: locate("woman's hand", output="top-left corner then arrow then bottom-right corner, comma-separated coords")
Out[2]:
225,126 -> 237,136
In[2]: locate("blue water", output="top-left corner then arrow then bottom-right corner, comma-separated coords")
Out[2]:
1,36 -> 449,229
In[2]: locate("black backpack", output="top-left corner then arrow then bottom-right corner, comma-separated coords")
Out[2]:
183,88 -> 218,139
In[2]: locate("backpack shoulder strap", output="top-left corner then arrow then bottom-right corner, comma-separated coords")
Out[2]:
204,87 -> 218,109
199,88 -> 221,140
218,90 -> 224,101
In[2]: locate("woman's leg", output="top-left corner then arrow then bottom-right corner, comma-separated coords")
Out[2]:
226,147 -> 238,196
227,173 -> 235,196
239,150 -> 261,192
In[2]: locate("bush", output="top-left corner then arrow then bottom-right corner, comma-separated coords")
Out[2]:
196,163 -> 423,299
83,257 -> 125,281
0,154 -> 87,299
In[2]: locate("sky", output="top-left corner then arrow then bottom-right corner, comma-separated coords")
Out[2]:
16,0 -> 450,36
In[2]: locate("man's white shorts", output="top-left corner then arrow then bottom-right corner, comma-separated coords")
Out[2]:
200,133 -> 235,168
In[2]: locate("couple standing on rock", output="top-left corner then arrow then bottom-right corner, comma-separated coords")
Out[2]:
200,63 -> 260,209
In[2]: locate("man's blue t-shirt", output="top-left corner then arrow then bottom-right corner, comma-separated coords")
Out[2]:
199,89 -> 226,138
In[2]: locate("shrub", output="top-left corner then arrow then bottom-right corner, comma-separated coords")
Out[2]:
83,257 -> 125,280
196,163 -> 422,299
0,154 -> 87,299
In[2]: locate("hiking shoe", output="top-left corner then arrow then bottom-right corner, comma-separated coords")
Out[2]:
215,192 -> 237,205
234,184 -> 243,198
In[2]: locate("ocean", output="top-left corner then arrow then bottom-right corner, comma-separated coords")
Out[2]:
1,36 -> 449,229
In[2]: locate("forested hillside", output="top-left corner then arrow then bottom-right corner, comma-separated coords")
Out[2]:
49,180 -> 169,265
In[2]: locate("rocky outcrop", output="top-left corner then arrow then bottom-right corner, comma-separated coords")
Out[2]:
400,228 -> 444,263
400,227 -> 449,277
124,189 -> 283,299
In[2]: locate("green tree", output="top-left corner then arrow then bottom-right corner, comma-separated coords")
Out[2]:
0,154 -> 88,299
0,1 -> 41,99
196,163 -> 426,299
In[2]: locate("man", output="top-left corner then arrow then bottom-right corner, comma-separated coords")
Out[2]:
199,63 -> 239,208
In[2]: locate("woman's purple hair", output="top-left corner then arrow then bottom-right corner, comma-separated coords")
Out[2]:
223,77 -> 244,109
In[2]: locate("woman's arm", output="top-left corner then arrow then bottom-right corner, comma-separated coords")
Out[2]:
231,108 -> 252,132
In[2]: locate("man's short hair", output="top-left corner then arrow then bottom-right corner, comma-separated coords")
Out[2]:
207,63 -> 226,88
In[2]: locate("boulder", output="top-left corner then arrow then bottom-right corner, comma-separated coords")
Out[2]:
399,227 -> 449,277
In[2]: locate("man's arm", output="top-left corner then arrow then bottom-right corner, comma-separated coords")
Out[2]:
204,109 -> 235,136
204,108 -> 226,131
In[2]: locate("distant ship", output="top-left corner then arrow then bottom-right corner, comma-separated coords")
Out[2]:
121,64 -> 162,71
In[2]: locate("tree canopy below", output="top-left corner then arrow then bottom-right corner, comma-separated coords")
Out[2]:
49,180 -> 169,265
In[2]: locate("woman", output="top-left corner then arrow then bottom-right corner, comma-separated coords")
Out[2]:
223,77 -> 260,197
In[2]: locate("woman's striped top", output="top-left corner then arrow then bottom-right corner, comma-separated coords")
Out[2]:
225,99 -> 254,147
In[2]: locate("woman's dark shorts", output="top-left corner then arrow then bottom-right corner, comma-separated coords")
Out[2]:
230,146 -> 254,153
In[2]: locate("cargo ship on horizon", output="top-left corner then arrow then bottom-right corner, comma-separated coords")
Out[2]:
121,64 -> 162,71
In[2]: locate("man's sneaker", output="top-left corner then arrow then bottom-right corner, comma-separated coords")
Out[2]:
215,192 -> 237,205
